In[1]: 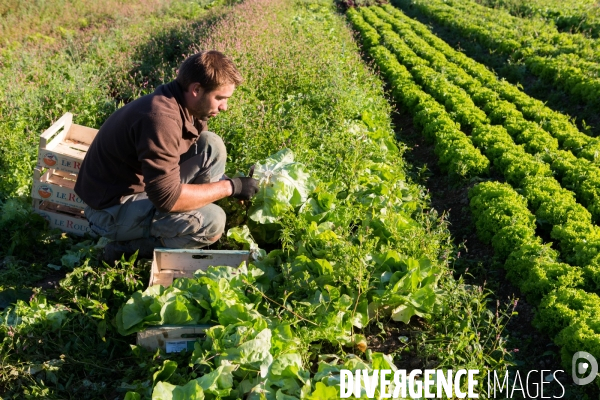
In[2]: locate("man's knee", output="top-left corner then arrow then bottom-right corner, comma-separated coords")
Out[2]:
207,232 -> 223,243
204,204 -> 226,238
150,203 -> 226,248
186,206 -> 225,247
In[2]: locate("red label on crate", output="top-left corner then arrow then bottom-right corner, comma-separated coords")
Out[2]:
51,216 -> 90,233
60,159 -> 82,170
43,153 -> 58,166
53,190 -> 84,204
38,185 -> 53,199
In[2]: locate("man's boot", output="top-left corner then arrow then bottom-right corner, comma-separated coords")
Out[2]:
102,236 -> 162,265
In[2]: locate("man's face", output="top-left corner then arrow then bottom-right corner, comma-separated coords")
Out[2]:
184,83 -> 235,121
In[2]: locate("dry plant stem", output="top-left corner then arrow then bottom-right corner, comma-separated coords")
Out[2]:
242,279 -> 318,326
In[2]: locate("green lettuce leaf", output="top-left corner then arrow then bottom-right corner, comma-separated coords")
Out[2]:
249,149 -> 315,224
227,225 -> 267,260
152,380 -> 205,400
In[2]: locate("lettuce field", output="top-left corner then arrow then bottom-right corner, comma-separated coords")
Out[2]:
1,0 -> 599,398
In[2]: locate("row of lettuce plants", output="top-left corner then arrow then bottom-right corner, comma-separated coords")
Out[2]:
379,4 -> 600,162
471,125 -> 600,291
477,0 -> 600,38
350,3 -> 600,371
346,9 -> 489,179
401,0 -> 600,62
469,181 -> 600,368
398,0 -> 600,105
359,6 -> 600,226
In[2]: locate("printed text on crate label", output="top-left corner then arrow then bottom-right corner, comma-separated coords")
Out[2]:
166,341 -> 193,353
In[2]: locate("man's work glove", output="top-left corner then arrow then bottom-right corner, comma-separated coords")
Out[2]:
228,177 -> 259,200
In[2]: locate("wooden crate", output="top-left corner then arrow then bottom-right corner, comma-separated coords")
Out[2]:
31,167 -> 85,210
137,249 -> 250,352
32,112 -> 95,235
37,112 -> 98,174
137,325 -> 212,353
149,248 -> 250,287
32,200 -> 91,236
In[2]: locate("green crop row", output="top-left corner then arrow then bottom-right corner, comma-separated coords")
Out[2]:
472,126 -> 600,291
401,0 -> 600,105
478,0 -> 600,38
537,287 -> 600,366
469,181 -> 600,367
405,0 -> 600,61
346,9 -> 489,179
469,182 -> 582,301
355,6 -> 600,292
379,4 -> 600,161
360,6 -> 600,224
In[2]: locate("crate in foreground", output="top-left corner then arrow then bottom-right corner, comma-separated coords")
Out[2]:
148,248 -> 250,287
37,112 -> 98,174
137,325 -> 213,353
137,248 -> 250,352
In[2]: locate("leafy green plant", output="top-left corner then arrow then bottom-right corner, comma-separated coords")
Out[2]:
249,148 -> 315,224
115,264 -> 262,335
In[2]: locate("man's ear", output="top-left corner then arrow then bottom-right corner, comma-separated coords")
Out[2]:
188,82 -> 204,97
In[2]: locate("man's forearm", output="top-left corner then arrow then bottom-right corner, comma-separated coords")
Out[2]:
169,181 -> 233,212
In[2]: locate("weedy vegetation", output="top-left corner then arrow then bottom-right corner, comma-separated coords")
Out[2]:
4,0 -> 596,398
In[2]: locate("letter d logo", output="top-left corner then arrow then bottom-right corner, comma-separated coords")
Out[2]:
572,351 -> 598,385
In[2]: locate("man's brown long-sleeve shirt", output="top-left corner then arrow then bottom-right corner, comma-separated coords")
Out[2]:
74,81 -> 207,212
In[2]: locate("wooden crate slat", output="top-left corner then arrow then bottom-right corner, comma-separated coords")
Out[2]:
155,250 -> 249,272
54,142 -> 88,158
51,169 -> 78,179
152,271 -> 174,287
39,113 -> 73,150
63,140 -> 90,152
137,325 -> 211,353
66,124 -> 98,144
33,200 -> 90,236
39,201 -> 84,216
46,173 -> 76,188
38,149 -> 84,173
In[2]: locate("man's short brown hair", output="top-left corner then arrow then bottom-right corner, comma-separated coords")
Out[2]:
176,50 -> 243,92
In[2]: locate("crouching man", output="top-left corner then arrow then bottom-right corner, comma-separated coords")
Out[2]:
74,50 -> 258,262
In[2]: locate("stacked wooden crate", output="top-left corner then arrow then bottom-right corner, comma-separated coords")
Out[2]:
32,112 -> 97,235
